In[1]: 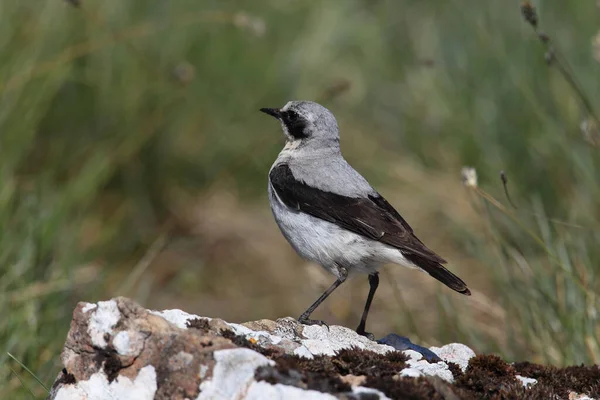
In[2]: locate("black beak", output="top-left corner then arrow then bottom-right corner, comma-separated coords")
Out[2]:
260,108 -> 281,119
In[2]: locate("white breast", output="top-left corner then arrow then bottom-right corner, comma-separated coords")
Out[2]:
267,183 -> 409,277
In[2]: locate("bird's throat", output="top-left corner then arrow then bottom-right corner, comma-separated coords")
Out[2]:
283,140 -> 302,152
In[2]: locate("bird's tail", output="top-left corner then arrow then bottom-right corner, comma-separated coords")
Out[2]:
404,253 -> 471,295
423,263 -> 471,295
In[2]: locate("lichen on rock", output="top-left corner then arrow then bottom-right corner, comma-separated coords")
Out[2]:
48,297 -> 600,400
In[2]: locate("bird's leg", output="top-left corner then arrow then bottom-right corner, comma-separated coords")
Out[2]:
356,272 -> 379,340
298,267 -> 348,328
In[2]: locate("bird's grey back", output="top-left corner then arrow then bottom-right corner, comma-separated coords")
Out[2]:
273,142 -> 375,198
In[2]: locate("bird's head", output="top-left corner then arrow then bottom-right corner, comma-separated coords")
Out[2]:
260,101 -> 340,145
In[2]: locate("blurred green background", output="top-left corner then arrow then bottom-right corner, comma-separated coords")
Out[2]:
1,0 -> 599,397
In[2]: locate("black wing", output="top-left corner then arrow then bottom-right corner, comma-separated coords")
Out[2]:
269,163 -> 470,295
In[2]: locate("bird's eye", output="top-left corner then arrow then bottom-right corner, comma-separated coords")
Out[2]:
283,110 -> 308,139
287,111 -> 299,122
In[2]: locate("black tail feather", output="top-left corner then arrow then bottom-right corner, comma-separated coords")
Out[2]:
404,253 -> 471,296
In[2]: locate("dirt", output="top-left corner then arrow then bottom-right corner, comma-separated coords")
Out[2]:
454,354 -> 518,396
54,368 -> 77,386
513,361 -> 600,399
185,317 -> 211,332
218,329 -> 599,399
93,347 -> 123,383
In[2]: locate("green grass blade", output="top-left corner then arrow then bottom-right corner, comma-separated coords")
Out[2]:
6,353 -> 49,394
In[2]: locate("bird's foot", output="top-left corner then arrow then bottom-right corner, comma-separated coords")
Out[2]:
298,317 -> 329,330
358,331 -> 376,341
356,325 -> 375,341
377,333 -> 441,363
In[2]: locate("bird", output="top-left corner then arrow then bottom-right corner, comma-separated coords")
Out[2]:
260,100 -> 470,339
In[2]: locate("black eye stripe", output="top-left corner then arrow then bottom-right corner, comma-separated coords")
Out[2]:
282,110 -> 308,139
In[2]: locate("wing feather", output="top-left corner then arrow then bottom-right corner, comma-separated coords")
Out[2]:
269,164 -> 444,263
269,163 -> 470,295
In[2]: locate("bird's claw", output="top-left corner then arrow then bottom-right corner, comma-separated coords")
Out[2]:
298,317 -> 330,330
356,328 -> 376,341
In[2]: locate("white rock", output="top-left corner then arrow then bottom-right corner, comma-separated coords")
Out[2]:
399,346 -> 456,382
255,332 -> 282,345
56,299 -> 487,400
400,368 -> 424,378
81,303 -> 97,313
401,358 -> 454,382
88,300 -> 121,348
429,343 -> 475,372
293,345 -> 314,359
228,322 -> 254,336
112,330 -> 145,357
199,364 -> 209,379
197,348 -> 274,400
300,339 -> 339,357
403,350 -> 424,362
229,323 -> 284,347
150,309 -> 204,329
54,365 -> 157,400
516,375 -> 537,387
300,325 -> 394,357
246,381 -> 337,399
400,348 -> 454,382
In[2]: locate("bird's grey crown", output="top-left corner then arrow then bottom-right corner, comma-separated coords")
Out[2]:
280,100 -> 340,142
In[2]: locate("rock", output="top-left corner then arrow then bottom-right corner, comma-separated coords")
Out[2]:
428,343 -> 476,372
53,365 -> 158,400
198,348 -> 274,399
48,297 -> 600,400
398,349 -> 454,382
51,298 -> 237,400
